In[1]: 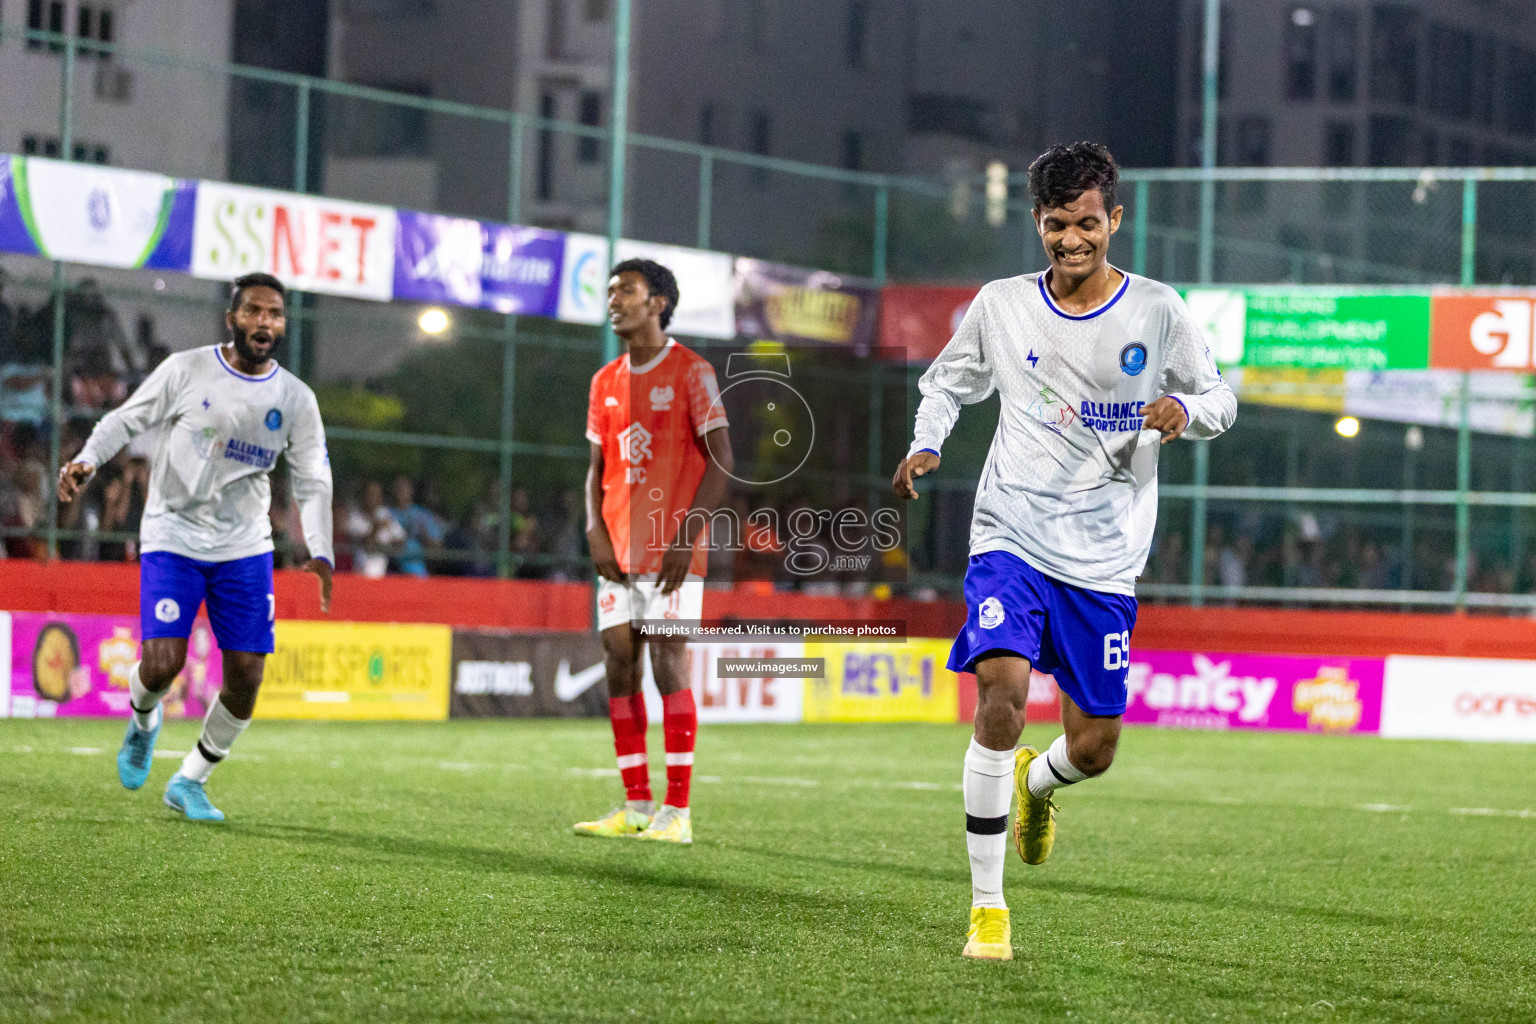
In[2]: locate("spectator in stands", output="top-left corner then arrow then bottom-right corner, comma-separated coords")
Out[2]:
509,485 -> 541,578
346,480 -> 406,578
543,487 -> 586,582
65,278 -> 140,376
5,423 -> 49,551
98,452 -> 149,562
389,474 -> 445,578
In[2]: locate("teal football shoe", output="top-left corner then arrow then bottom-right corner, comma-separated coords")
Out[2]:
116,712 -> 161,790
164,774 -> 224,822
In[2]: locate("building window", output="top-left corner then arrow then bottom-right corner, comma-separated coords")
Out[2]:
1368,114 -> 1415,165
577,91 -> 602,163
1505,45 -> 1536,137
841,129 -> 863,171
846,0 -> 868,70
1284,9 -> 1316,100
27,0 -> 65,52
537,93 -> 556,201
22,136 -> 109,163
584,0 -> 608,20
750,110 -> 771,184
333,82 -> 430,157
1324,10 -> 1358,102
1472,35 -> 1497,126
1426,25 -> 1473,119
1369,5 -> 1419,107
1233,117 -> 1270,212
698,103 -> 716,146
1324,122 -> 1355,166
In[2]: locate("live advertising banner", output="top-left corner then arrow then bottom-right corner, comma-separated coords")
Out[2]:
734,258 -> 880,352
0,155 -> 194,270
801,638 -> 958,723
257,620 -> 451,721
1380,656 -> 1536,743
1,611 -> 222,720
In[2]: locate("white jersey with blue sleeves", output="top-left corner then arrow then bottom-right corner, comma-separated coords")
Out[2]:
908,270 -> 1236,596
77,345 -> 334,565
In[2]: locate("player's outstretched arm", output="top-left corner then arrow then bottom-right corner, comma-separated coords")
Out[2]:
892,450 -> 941,499
287,387 -> 336,611
586,442 -> 626,584
302,557 -> 333,613
67,355 -> 183,489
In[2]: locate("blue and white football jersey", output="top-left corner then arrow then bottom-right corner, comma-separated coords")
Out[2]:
908,270 -> 1237,595
78,345 -> 334,564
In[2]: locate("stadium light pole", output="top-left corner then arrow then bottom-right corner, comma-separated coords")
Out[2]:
603,0 -> 633,362
45,31 -> 77,560
1188,0 -> 1220,608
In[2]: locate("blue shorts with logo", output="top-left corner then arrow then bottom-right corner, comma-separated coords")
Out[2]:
140,551 -> 275,654
948,550 -> 1138,717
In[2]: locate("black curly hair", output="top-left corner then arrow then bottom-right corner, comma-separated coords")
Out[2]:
1027,142 -> 1119,213
610,258 -> 680,330
228,271 -> 288,313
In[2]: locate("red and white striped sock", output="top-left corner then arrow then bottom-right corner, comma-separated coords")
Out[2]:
662,689 -> 697,809
608,696 -> 651,802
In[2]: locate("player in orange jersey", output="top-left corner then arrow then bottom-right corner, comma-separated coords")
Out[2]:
572,258 -> 734,845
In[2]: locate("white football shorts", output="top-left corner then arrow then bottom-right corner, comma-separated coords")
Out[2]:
596,573 -> 705,633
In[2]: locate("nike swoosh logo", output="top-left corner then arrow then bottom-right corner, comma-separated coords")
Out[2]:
554,659 -> 606,702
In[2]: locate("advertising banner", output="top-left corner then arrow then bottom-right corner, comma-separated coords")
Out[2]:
801,638 -> 958,723
1124,650 -> 1384,734
258,620 -> 450,720
1184,289 -> 1431,370
734,258 -> 880,351
1381,655 -> 1536,743
879,283 -> 980,363
393,211 -> 564,316
639,640 -> 807,723
3,611 -> 222,720
556,232 -> 610,325
956,668 -> 1062,726
450,630 -> 609,718
191,181 -> 396,301
0,156 -> 194,270
554,236 -> 737,338
1227,367 -> 1536,437
1429,292 -> 1536,371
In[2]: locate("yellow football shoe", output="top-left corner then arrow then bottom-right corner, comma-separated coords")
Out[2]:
573,802 -> 653,838
636,805 -> 692,844
961,907 -> 1012,961
1012,745 -> 1057,865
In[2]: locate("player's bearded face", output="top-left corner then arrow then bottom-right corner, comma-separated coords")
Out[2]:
229,290 -> 285,363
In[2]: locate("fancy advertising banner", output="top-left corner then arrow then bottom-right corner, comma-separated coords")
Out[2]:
1,611 -> 222,720
393,211 -> 564,316
733,258 -> 880,352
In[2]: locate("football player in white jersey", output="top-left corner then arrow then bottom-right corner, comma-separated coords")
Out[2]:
58,272 -> 334,822
892,143 -> 1236,960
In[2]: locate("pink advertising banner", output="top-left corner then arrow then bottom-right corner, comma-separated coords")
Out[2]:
5,612 -> 223,720
1124,650 -> 1384,735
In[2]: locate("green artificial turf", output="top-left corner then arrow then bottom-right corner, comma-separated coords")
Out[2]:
1,719 -> 1532,1023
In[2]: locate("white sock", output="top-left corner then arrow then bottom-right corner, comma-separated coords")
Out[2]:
128,662 -> 163,732
1027,734 -> 1089,799
178,699 -> 250,784
963,737 -> 1015,910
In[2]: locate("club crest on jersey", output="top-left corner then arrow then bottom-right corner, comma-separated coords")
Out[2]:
649,385 -> 674,410
618,421 -> 653,482
192,426 -> 224,461
1023,386 -> 1077,435
154,598 -> 180,624
1120,342 -> 1148,376
979,597 -> 1005,629
604,396 -> 619,407
265,408 -> 283,430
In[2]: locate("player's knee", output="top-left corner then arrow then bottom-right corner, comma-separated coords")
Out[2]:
140,647 -> 186,689
1067,735 -> 1117,777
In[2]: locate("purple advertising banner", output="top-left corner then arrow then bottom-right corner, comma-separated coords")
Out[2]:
1124,650 -> 1384,735
733,258 -> 880,352
393,210 -> 564,316
5,612 -> 223,720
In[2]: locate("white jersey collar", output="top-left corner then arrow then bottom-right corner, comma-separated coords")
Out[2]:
215,346 -> 280,382
1037,268 -> 1131,321
626,338 -> 676,375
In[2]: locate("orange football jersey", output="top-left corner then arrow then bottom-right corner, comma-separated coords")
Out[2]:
586,340 -> 729,576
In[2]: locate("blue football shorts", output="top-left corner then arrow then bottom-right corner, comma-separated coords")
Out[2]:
947,550 -> 1138,717
140,550 -> 276,654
